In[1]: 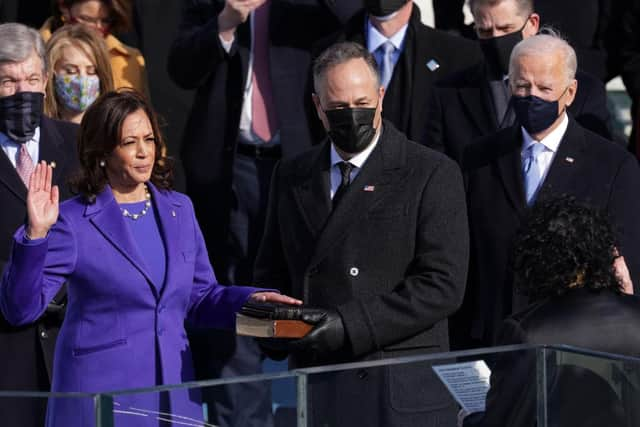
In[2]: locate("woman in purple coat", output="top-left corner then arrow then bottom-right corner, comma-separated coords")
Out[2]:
0,90 -> 299,426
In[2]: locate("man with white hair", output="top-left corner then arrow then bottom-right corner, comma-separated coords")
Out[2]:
0,22 -> 78,427
459,32 -> 640,349
422,0 -> 612,163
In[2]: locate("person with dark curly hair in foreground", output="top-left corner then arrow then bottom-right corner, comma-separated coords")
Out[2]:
462,196 -> 640,427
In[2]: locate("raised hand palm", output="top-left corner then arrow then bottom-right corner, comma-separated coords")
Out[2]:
27,162 -> 59,237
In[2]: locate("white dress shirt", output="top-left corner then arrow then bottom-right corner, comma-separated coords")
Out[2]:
366,18 -> 408,78
329,127 -> 381,199
0,127 -> 40,167
219,13 -> 280,145
520,112 -> 569,185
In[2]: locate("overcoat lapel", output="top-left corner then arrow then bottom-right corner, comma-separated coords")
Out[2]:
495,126 -> 527,217
0,148 -> 25,202
291,143 -> 332,237
86,185 -> 158,296
311,125 -> 405,264
536,119 -> 585,202
148,184 -> 182,296
39,117 -> 71,188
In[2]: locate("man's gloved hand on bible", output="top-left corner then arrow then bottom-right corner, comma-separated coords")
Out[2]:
288,308 -> 345,359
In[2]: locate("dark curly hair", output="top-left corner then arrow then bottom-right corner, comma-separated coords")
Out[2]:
70,89 -> 173,201
513,196 -> 622,300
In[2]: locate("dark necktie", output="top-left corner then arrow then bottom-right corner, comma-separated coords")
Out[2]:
332,161 -> 353,209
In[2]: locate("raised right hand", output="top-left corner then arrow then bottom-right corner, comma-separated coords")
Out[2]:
26,161 -> 59,239
218,0 -> 267,36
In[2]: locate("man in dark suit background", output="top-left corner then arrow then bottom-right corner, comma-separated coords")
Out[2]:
423,0 -> 612,163
319,0 -> 482,143
459,32 -> 640,350
254,41 -> 469,427
167,1 -> 362,426
0,23 -> 78,427
463,197 -> 640,427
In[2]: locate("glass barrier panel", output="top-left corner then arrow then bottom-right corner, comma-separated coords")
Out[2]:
544,346 -> 640,427
7,345 -> 635,427
106,373 -> 300,427
0,392 -> 98,426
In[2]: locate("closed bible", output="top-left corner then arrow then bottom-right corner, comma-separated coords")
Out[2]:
236,313 -> 313,338
235,302 -> 313,338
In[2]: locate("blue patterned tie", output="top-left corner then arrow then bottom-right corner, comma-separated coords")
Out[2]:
523,143 -> 546,205
378,41 -> 395,89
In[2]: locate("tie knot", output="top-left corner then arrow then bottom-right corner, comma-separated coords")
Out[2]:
338,161 -> 353,180
380,41 -> 395,55
527,142 -> 546,158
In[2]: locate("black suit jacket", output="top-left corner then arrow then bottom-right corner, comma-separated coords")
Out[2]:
167,0 -> 359,257
536,0 -> 612,81
254,121 -> 469,427
467,289 -> 640,427
322,5 -> 482,143
460,118 -> 640,347
423,62 -> 612,163
0,116 -> 77,427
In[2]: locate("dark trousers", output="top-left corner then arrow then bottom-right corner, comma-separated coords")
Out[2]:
189,152 -> 278,427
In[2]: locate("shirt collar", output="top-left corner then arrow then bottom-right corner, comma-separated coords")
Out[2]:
366,18 -> 408,52
330,125 -> 382,169
521,112 -> 569,154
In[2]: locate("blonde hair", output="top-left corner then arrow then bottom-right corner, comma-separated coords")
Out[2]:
44,24 -> 114,119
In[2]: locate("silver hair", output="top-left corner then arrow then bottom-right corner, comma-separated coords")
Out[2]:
0,23 -> 47,74
508,27 -> 578,85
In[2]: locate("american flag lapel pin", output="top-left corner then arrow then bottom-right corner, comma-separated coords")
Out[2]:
364,185 -> 375,192
565,157 -> 575,164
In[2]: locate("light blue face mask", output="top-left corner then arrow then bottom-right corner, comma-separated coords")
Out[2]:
54,74 -> 100,113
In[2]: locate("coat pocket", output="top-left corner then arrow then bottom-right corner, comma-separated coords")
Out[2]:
72,312 -> 126,357
72,338 -> 127,357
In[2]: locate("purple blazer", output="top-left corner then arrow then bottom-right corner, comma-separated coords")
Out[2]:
0,184 -> 260,427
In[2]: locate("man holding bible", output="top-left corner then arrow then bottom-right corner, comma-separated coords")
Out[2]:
254,41 -> 469,427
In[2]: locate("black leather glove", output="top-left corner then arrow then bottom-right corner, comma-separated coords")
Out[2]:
288,308 -> 345,360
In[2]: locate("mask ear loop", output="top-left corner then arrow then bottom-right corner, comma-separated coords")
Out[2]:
556,86 -> 570,113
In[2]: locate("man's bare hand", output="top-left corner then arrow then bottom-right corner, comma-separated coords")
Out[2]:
218,0 -> 267,40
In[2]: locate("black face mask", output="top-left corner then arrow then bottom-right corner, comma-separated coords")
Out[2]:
478,20 -> 528,76
364,0 -> 408,17
0,91 -> 44,143
512,90 -> 567,135
325,107 -> 377,154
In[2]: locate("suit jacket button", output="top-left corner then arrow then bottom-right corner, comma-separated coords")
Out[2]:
40,330 -> 48,339
357,369 -> 367,379
349,267 -> 359,277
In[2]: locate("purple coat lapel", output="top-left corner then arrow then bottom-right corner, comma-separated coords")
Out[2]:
84,185 -> 161,295
148,183 -> 182,297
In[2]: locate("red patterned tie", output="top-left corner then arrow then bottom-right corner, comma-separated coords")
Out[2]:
16,144 -> 35,186
251,1 -> 279,142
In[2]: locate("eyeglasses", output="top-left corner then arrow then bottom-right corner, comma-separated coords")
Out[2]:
70,14 -> 114,29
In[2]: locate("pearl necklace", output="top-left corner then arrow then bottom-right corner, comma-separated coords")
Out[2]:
121,185 -> 151,220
